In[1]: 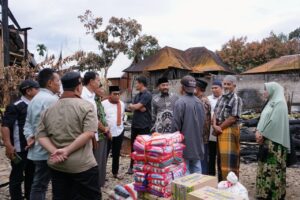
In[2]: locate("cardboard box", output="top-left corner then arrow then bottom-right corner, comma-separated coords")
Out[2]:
138,192 -> 171,200
187,186 -> 244,200
171,173 -> 218,200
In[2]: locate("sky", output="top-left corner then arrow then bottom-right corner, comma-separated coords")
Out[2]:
8,0 -> 300,61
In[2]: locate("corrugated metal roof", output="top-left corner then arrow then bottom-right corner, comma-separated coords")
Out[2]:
243,54 -> 300,74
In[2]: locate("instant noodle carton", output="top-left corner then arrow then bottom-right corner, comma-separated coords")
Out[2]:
171,173 -> 217,200
187,186 -> 243,200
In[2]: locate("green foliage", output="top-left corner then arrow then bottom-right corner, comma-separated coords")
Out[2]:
288,27 -> 300,40
36,44 -> 47,57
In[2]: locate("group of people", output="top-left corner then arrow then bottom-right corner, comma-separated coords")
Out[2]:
1,67 -> 291,200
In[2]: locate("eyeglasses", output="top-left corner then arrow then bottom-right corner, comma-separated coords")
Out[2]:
112,93 -> 120,96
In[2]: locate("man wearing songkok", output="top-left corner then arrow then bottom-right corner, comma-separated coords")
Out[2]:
102,86 -> 125,179
151,77 -> 179,133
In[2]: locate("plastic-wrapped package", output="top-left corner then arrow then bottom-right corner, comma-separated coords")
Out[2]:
131,132 -> 186,198
217,171 -> 249,200
135,132 -> 184,147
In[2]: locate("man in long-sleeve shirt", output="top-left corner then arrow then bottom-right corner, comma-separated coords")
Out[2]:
23,68 -> 60,200
151,77 -> 178,133
172,75 -> 205,174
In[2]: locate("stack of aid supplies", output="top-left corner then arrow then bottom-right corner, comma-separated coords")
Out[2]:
131,132 -> 186,198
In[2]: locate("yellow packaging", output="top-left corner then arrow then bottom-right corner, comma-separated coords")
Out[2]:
187,186 -> 243,200
171,173 -> 218,200
138,192 -> 171,200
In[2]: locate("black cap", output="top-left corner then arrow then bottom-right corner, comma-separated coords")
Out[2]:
109,86 -> 120,93
61,72 -> 81,90
196,79 -> 208,90
157,77 -> 168,86
19,80 -> 39,93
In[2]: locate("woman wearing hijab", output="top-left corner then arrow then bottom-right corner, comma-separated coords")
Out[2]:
255,82 -> 290,200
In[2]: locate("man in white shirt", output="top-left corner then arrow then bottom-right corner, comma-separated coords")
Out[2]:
81,71 -> 101,109
81,71 -> 101,142
102,86 -> 125,179
207,80 -> 223,176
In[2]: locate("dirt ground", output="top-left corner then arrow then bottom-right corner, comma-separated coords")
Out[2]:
1,145 -> 300,200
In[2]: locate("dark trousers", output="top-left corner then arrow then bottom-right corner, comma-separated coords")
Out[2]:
30,161 -> 51,200
200,144 -> 209,175
130,127 -> 150,169
9,151 -> 35,200
51,166 -> 100,200
208,141 -> 217,176
107,131 -> 124,175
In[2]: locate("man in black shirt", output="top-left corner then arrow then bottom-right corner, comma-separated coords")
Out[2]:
1,80 -> 39,200
127,76 -> 152,174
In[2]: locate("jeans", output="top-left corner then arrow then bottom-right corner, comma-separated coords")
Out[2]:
9,152 -> 35,200
107,131 -> 124,175
30,161 -> 51,200
185,159 -> 202,175
129,127 -> 150,169
208,141 -> 217,176
51,166 -> 100,200
200,144 -> 209,175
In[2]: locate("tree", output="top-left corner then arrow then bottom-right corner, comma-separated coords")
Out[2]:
128,35 -> 160,63
289,27 -> 300,40
217,30 -> 300,73
36,44 -> 47,57
78,10 -> 160,77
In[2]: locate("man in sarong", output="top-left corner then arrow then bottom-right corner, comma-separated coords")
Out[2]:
213,75 -> 243,181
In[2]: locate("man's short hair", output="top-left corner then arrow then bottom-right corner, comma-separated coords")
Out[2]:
61,72 -> 82,91
136,76 -> 147,87
38,68 -> 56,88
83,71 -> 99,86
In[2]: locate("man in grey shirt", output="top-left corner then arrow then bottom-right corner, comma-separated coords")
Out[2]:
172,75 -> 205,174
24,68 -> 60,200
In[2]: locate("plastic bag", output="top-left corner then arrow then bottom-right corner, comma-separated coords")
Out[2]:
217,172 -> 249,200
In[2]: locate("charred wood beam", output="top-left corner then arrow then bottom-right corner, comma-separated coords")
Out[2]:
1,0 -> 9,66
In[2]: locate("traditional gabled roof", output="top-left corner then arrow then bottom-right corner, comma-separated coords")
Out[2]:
243,54 -> 300,74
123,46 -> 231,74
184,47 -> 231,73
123,46 -> 191,73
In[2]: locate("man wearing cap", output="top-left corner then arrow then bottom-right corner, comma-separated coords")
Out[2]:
102,86 -> 125,179
1,80 -> 39,200
37,72 -> 99,199
127,76 -> 152,174
23,68 -> 61,200
195,79 -> 211,175
213,75 -> 243,181
151,77 -> 179,134
172,75 -> 205,174
207,80 -> 223,176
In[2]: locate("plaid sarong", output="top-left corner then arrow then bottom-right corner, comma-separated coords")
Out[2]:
217,126 -> 240,181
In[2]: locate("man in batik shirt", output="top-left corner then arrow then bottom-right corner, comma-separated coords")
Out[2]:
151,77 -> 179,133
